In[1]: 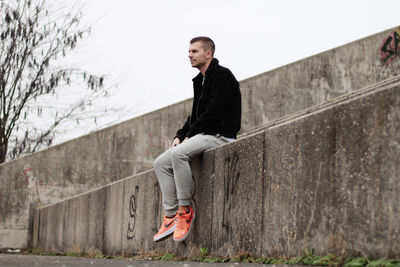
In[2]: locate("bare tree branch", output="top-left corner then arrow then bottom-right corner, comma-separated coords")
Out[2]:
0,0 -> 117,163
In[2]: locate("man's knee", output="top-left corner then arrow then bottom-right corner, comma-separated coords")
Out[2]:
153,152 -> 169,170
153,156 -> 161,170
170,146 -> 189,162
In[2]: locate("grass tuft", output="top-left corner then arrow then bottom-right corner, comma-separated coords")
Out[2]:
160,253 -> 175,261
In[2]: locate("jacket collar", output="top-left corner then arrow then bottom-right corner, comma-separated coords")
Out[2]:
206,58 -> 219,75
193,58 -> 219,82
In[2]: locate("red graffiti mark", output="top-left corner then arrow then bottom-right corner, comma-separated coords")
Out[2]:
14,170 -> 28,191
148,132 -> 170,150
380,31 -> 400,66
71,169 -> 79,176
1,167 -> 58,204
20,168 -> 55,197
145,132 -> 171,156
23,168 -> 32,177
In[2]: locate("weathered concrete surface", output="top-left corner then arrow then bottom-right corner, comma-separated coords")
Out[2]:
2,26 -> 400,249
261,82 -> 400,258
122,170 -> 158,255
33,80 -> 400,258
211,132 -> 264,256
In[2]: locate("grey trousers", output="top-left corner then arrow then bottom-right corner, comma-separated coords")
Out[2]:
153,134 -> 229,216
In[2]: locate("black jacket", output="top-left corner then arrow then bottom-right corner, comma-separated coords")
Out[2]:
175,58 -> 241,141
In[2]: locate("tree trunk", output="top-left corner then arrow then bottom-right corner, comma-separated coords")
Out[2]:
0,143 -> 7,164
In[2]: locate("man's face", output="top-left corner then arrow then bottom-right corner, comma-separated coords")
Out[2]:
188,41 -> 210,69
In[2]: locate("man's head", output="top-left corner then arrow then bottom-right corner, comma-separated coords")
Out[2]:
190,36 -> 215,56
189,36 -> 215,74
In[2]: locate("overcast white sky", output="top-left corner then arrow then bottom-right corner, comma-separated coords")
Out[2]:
56,0 -> 400,142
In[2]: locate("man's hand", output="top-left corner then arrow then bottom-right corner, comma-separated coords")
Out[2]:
172,138 -> 181,147
172,137 -> 189,147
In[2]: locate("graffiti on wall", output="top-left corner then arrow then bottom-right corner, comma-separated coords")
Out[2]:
222,152 -> 241,230
152,182 -> 163,234
380,28 -> 400,66
145,131 -> 170,156
127,185 -> 139,240
189,174 -> 197,213
0,167 -> 55,203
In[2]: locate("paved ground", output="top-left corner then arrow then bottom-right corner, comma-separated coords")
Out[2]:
0,254 -> 276,267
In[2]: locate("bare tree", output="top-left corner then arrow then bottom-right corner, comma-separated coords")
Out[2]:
0,0 -> 113,163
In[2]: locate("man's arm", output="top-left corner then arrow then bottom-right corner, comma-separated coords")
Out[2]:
174,116 -> 191,143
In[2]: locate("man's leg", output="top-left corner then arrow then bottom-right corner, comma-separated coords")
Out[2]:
153,147 -> 179,216
152,148 -> 179,242
169,134 -> 228,241
170,134 -> 227,205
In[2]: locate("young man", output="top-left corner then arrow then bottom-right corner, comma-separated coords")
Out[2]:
153,37 -> 241,242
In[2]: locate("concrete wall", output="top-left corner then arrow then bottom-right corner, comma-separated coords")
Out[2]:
0,100 -> 191,249
33,79 -> 400,258
1,26 -> 400,249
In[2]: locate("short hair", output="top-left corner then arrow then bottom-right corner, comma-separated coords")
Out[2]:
190,36 -> 215,56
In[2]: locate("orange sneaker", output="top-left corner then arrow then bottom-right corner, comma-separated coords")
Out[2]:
153,214 -> 177,242
173,206 -> 195,242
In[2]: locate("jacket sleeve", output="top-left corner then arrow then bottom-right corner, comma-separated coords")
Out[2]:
175,115 -> 190,142
186,70 -> 235,137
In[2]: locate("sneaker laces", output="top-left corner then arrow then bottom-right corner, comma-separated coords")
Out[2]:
176,210 -> 190,231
